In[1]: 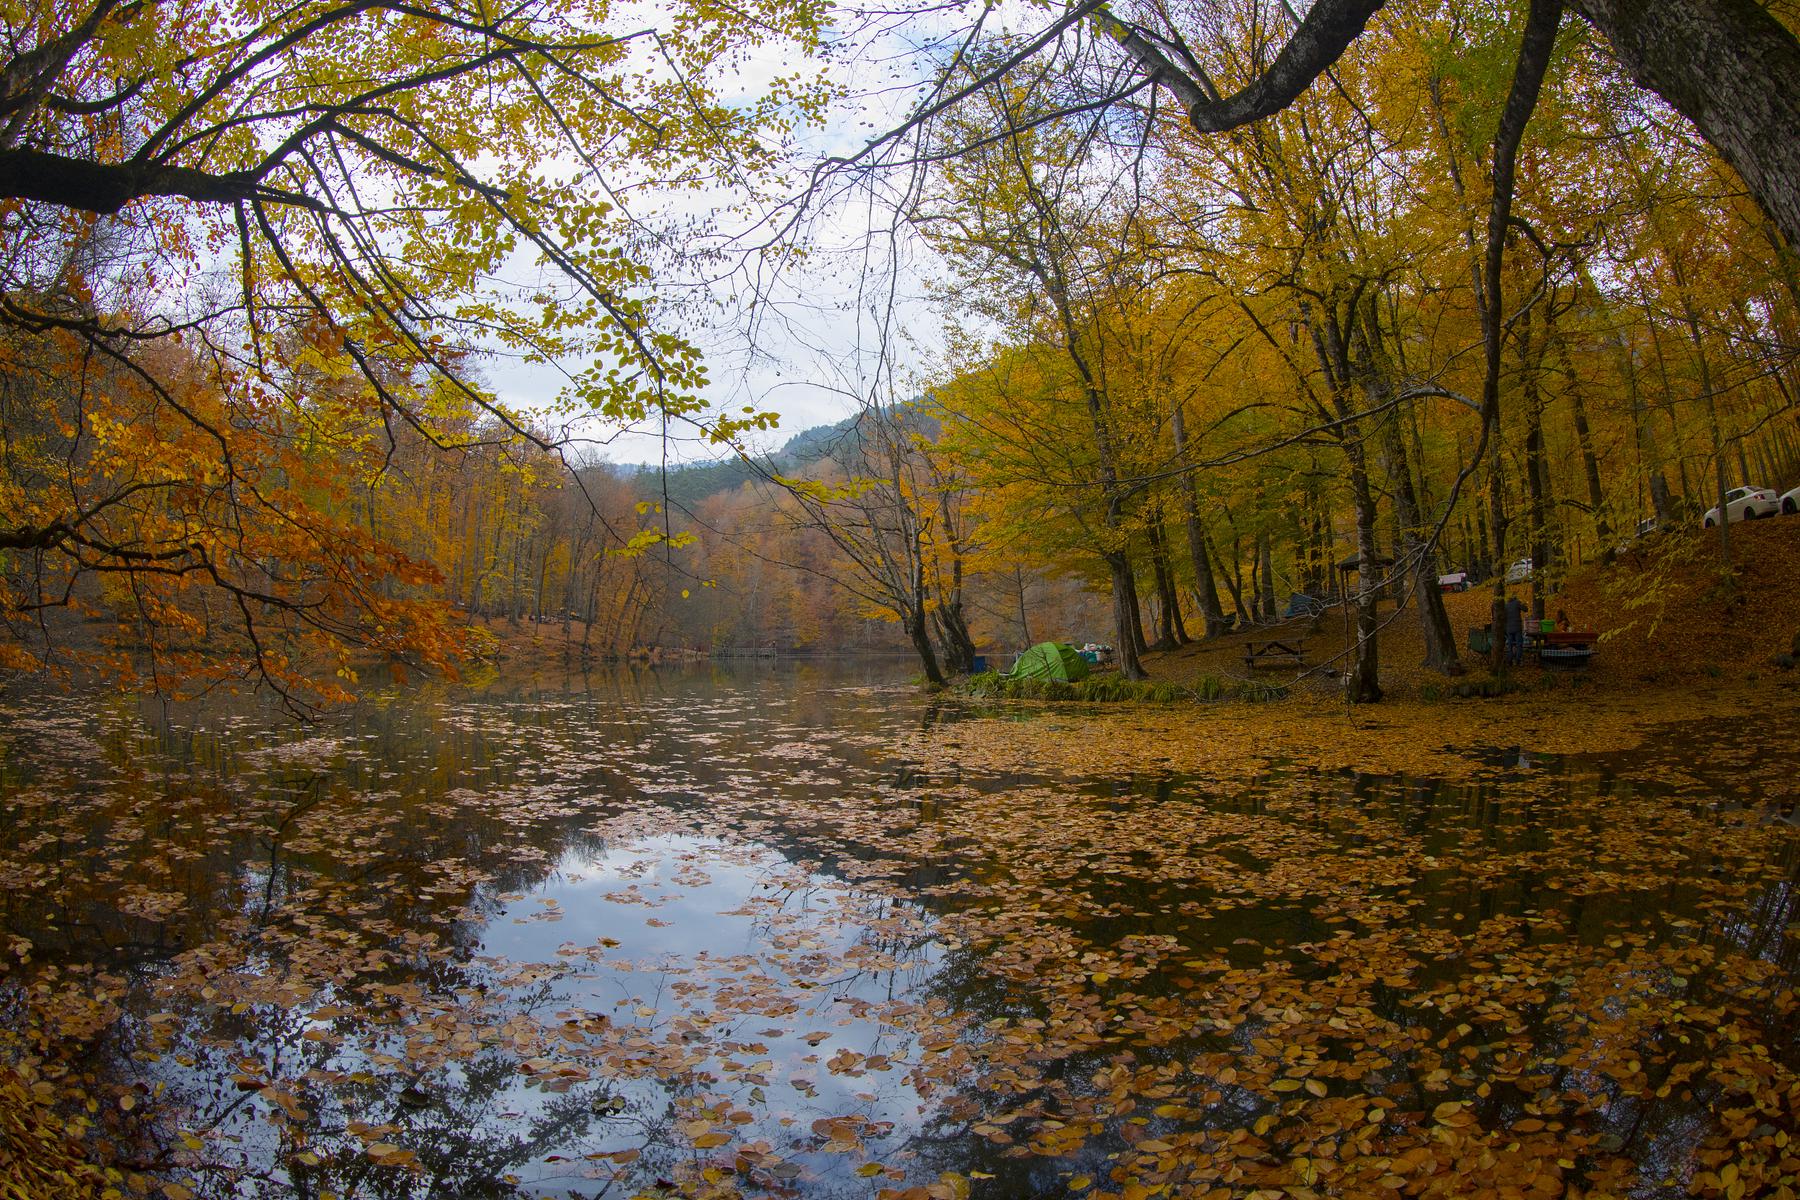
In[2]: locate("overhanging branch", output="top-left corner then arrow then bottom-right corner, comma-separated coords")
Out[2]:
1091,0 -> 1386,133
0,146 -> 312,213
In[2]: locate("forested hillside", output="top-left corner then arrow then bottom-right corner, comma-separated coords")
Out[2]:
2,0 -> 1798,703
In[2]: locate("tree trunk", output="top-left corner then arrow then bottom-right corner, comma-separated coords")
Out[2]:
1012,567 -> 1033,648
1617,333 -> 1675,525
1353,293 -> 1459,672
1147,515 -> 1187,650
1256,528 -> 1277,620
1036,258 -> 1143,676
1551,319 -> 1613,559
1217,531 -> 1252,627
1475,491 -> 1491,575
533,542 -> 552,625
1125,555 -> 1149,658
932,587 -> 977,677
1171,401 -> 1228,636
1479,0 -> 1560,672
1377,399 -> 1461,672
1345,455 -> 1384,703
932,490 -> 978,675
1572,0 -> 1800,250
907,614 -> 947,686
1519,309 -> 1552,622
1247,536 -> 1262,621
1107,550 -> 1146,679
580,577 -> 600,661
1487,418 -> 1510,674
1675,289 -> 1733,564
1304,493 -> 1329,595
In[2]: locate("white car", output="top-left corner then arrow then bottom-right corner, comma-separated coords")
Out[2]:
1504,557 -> 1532,584
1702,486 -> 1781,526
1781,485 -> 1800,515
1614,516 -> 1663,555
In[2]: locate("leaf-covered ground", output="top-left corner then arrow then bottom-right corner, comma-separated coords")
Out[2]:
0,666 -> 1795,1199
1144,519 -> 1800,697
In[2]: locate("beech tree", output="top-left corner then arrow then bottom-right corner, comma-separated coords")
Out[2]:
0,0 -> 824,698
1083,0 -> 1800,250
763,404 -> 971,685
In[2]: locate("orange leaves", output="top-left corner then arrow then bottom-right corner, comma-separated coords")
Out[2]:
4,668 -> 1800,1200
811,1115 -> 868,1153
0,322 -> 485,705
0,0 -> 843,702
874,1171 -> 971,1200
364,1141 -> 417,1167
1430,1100 -> 1472,1126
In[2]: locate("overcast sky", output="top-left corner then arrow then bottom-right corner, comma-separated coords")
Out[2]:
480,10 -> 973,469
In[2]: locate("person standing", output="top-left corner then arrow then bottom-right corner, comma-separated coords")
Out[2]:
1504,593 -> 1526,666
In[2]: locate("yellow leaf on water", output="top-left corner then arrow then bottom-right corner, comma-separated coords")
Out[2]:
366,1142 -> 417,1167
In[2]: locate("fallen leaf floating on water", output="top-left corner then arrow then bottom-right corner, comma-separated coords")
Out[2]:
0,681 -> 1794,1198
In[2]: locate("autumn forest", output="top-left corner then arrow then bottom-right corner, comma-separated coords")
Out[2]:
1,0 -> 1797,1198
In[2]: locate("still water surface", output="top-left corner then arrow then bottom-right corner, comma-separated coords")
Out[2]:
0,662 -> 1794,1198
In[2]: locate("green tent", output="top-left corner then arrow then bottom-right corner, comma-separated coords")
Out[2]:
1008,642 -> 1091,681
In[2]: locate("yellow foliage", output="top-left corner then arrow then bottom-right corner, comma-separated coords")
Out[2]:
0,1064 -> 116,1200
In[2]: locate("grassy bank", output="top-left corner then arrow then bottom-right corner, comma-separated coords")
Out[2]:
957,670 -> 1289,703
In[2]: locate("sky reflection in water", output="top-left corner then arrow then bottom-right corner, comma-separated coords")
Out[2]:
0,661 -> 1794,1199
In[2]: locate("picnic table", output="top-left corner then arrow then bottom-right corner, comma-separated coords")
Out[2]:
1528,628 -> 1599,665
1244,638 -> 1308,670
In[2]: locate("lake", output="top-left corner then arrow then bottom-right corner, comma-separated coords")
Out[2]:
0,662 -> 1794,1199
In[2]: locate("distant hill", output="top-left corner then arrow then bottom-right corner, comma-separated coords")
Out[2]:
624,412 -> 886,510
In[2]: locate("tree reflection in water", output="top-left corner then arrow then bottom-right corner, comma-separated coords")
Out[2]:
0,663 -> 1794,1198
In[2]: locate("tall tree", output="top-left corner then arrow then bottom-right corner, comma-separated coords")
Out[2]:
0,0 -> 825,697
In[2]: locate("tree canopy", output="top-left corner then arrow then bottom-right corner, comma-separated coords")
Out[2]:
0,0 -> 826,701
4,0 -> 1800,704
